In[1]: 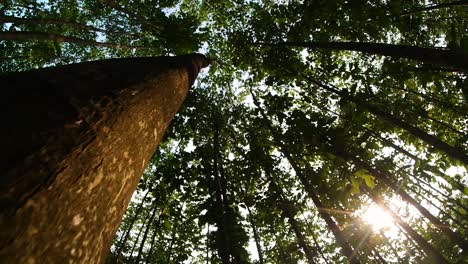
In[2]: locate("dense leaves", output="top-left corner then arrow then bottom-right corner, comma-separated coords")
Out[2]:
2,0 -> 468,263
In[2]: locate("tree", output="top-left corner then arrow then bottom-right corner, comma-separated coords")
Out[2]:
0,54 -> 210,262
3,0 -> 468,263
401,0 -> 468,16
254,41 -> 468,71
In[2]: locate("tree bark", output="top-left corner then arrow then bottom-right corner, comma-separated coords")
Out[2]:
0,54 -> 209,263
0,31 -> 143,49
257,41 -> 468,71
401,0 -> 468,16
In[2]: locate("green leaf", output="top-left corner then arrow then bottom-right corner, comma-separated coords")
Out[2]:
353,169 -> 376,189
163,220 -> 172,231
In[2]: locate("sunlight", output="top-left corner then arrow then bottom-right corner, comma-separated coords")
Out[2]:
362,204 -> 394,231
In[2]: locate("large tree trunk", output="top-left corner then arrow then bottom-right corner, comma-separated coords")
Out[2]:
0,54 -> 209,263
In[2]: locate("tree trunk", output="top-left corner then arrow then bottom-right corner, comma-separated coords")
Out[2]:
280,205 -> 316,264
0,14 -> 111,34
134,205 -> 159,264
370,248 -> 386,264
163,221 -> 177,264
401,0 -> 468,16
115,190 -> 151,260
0,31 -> 143,49
379,230 -> 403,262
311,79 -> 468,165
369,193 -> 450,264
212,117 -> 232,264
250,88 -> 361,264
351,158 -> 468,253
129,210 -> 152,260
246,205 -> 265,264
302,213 -> 330,264
259,41 -> 468,71
0,54 -> 209,263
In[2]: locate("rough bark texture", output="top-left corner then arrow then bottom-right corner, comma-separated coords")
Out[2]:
0,54 -> 209,263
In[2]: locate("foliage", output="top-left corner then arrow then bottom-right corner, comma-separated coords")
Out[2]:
2,0 -> 468,263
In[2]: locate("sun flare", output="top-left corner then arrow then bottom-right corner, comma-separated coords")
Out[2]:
361,204 -> 394,231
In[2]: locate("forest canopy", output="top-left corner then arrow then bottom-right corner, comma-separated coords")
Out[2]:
1,0 -> 467,263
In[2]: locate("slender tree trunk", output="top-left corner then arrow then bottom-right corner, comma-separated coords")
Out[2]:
302,213 -> 330,264
0,54 -> 209,262
379,230 -> 403,262
246,205 -> 265,264
368,193 -> 450,264
114,190 -> 151,261
255,41 -> 468,71
0,31 -> 144,49
280,205 -> 316,264
206,224 -> 210,264
352,158 -> 468,252
250,88 -> 361,264
328,139 -> 468,253
311,79 -> 468,165
366,128 -> 420,161
0,14 -> 111,34
410,178 -> 468,217
163,222 -> 177,264
393,85 -> 465,114
134,204 -> 159,264
129,211 -> 151,260
401,0 -> 468,16
145,223 -> 160,264
370,248 -> 386,264
212,117 -> 231,264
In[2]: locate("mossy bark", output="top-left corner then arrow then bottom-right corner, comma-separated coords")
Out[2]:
0,54 -> 209,263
